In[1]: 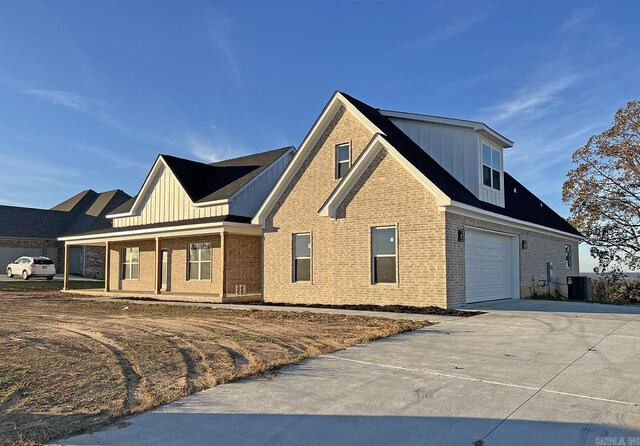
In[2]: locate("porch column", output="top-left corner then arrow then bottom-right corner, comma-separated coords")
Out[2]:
154,237 -> 161,294
220,231 -> 227,297
104,241 -> 110,292
62,243 -> 70,291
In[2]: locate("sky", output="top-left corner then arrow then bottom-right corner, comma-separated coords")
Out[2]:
0,1 -> 638,272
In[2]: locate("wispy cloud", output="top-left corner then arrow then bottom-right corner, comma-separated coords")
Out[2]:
22,89 -> 108,112
393,13 -> 488,54
187,135 -> 236,163
484,74 -> 579,124
205,12 -> 241,84
561,8 -> 596,31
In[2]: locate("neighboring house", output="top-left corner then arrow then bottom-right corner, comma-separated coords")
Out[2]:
253,92 -> 582,308
59,147 -> 295,299
0,189 -> 131,277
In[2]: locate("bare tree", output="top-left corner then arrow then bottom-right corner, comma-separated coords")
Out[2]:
563,100 -> 640,274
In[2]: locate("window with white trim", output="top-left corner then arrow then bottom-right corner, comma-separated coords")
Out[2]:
565,244 -> 572,269
372,226 -> 397,284
482,143 -> 501,191
188,242 -> 211,281
293,233 -> 311,282
335,143 -> 351,179
122,247 -> 139,280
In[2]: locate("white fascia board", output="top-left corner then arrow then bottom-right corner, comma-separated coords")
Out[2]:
251,92 -> 382,226
192,199 -> 229,208
444,201 -> 583,241
105,156 -> 168,219
380,110 -> 513,148
194,147 -> 297,208
59,221 -> 262,244
318,135 -> 451,219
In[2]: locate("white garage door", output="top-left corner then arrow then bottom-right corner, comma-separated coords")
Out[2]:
465,229 -> 517,303
0,247 -> 44,273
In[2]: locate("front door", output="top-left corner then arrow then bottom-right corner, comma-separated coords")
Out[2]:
161,250 -> 168,291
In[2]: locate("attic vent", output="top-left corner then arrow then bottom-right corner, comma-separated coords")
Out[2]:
540,203 -> 543,208
235,285 -> 246,296
513,188 -> 517,193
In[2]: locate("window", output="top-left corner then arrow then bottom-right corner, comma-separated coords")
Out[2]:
482,143 -> 501,190
188,243 -> 211,281
372,226 -> 397,284
122,247 -> 139,280
293,233 -> 311,282
335,143 -> 351,179
565,244 -> 572,268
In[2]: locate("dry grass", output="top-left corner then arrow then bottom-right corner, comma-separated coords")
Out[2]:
0,291 -> 429,445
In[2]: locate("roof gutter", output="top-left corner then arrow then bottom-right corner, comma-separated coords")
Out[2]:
443,201 -> 584,241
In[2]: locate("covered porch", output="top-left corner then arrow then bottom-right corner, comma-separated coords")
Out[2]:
59,220 -> 263,303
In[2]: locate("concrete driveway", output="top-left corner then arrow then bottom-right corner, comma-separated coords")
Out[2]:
58,300 -> 640,446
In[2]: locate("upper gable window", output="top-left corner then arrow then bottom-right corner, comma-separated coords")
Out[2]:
482,143 -> 501,191
335,143 -> 351,179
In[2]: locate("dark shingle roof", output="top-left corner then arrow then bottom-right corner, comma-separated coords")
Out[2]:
111,147 -> 293,216
340,92 -> 582,237
0,190 -> 132,239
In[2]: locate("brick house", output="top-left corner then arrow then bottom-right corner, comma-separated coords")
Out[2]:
0,189 -> 131,277
253,92 -> 582,308
60,147 -> 294,301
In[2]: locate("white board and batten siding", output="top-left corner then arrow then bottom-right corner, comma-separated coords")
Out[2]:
113,164 -> 228,228
229,150 -> 294,217
113,150 -> 293,228
388,117 -> 505,208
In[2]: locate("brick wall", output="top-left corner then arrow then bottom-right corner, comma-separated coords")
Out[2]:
82,246 -> 106,278
445,213 -> 580,306
263,103 -> 581,309
263,105 -> 449,307
264,105 -> 376,304
108,240 -> 156,292
106,234 -> 260,296
224,234 -> 262,295
161,236 -> 222,294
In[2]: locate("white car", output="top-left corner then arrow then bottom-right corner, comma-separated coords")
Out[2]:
6,256 -> 56,280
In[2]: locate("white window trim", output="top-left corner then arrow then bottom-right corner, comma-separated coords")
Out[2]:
480,140 -> 502,192
122,247 -> 139,281
187,242 -> 212,282
371,224 -> 399,286
335,142 -> 351,180
292,232 -> 312,283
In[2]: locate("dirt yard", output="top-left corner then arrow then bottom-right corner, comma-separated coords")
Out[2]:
0,291 -> 428,446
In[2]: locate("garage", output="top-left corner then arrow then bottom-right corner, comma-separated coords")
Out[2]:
464,228 -> 519,303
0,247 -> 47,273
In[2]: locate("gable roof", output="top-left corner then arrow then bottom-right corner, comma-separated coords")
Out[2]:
254,91 -> 581,239
379,109 -> 513,148
340,92 -> 581,237
109,147 -> 294,217
0,189 -> 131,240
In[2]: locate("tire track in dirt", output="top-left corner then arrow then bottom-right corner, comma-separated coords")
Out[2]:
38,323 -> 143,412
112,318 -> 217,392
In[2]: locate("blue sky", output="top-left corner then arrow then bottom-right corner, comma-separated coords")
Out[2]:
0,1 -> 638,271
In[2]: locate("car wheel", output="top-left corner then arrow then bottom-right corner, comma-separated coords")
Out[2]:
47,276 -> 54,281
6,268 -> 12,278
22,270 -> 30,280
